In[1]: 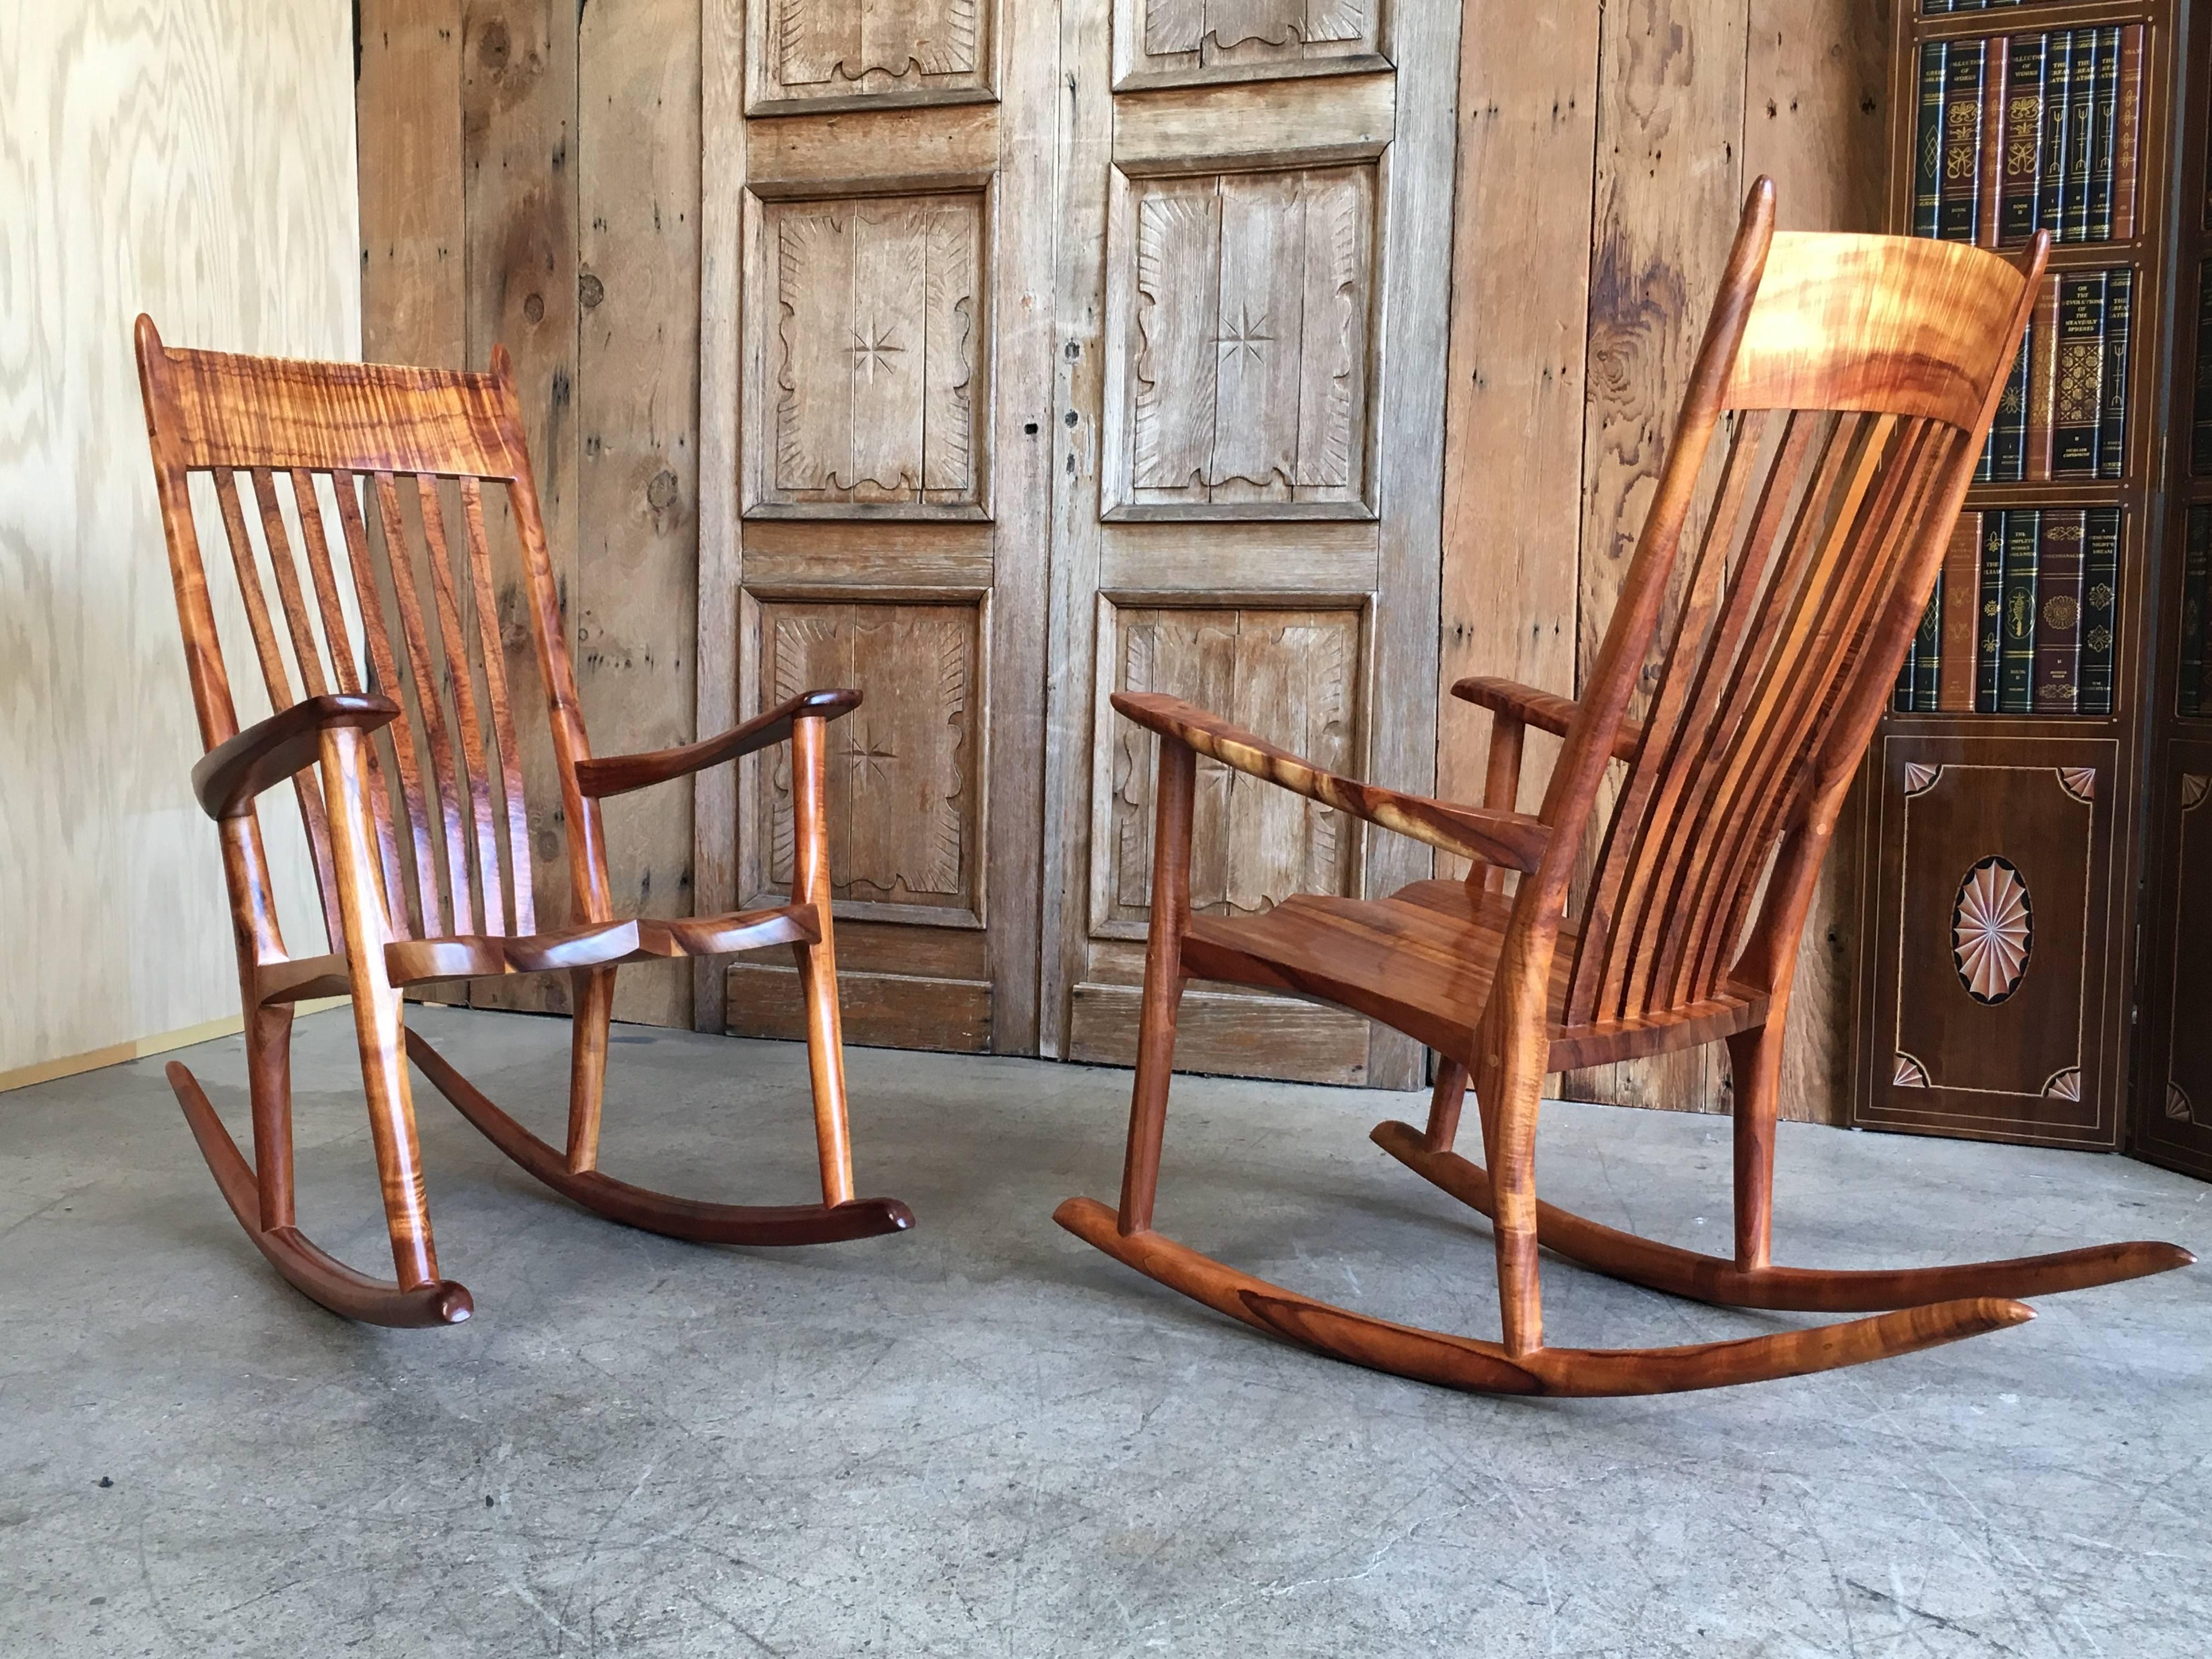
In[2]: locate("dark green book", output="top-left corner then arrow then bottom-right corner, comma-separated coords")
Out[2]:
1896,637 -> 1918,713
2193,262 -> 2212,476
2099,267 -> 2132,479
2034,510 -> 2087,713
2079,507 -> 2119,714
2063,29 -> 2098,242
2000,509 -> 2041,713
2182,510 -> 2210,718
1940,41 -> 1987,244
1914,579 -> 1944,712
1992,326 -> 2030,481
1915,42 -> 1950,238
1978,510 -> 2007,712
2000,34 -> 2050,242
2052,270 -> 2108,477
2038,32 -> 2076,241
2085,26 -> 2121,242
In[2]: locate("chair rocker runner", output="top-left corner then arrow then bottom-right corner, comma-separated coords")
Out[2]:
1056,180 -> 2192,1397
137,318 -> 912,1328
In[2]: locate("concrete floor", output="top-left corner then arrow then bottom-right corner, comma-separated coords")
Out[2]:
2,1006 -> 2207,1657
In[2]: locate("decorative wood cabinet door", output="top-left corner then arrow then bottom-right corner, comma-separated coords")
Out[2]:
2135,745 -> 2212,1176
697,0 -> 1059,1053
1038,1 -> 1459,1088
1852,735 -> 2125,1148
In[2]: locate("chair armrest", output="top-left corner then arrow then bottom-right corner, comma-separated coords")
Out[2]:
193,694 -> 401,821
1113,692 -> 1550,873
575,688 -> 861,800
1452,675 -> 1643,764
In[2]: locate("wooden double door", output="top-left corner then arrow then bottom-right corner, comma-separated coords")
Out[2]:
697,0 -> 1458,1089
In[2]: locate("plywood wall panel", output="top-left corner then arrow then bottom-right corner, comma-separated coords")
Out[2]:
1,1 -> 359,1077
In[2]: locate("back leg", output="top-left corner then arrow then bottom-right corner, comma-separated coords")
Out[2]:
566,966 -> 616,1175
1728,1022 -> 1781,1270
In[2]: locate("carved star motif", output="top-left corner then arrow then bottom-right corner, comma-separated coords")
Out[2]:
849,321 -> 905,382
1216,304 -> 1272,365
843,725 -> 898,788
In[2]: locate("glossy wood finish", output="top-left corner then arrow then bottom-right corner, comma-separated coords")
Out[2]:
137,317 -> 909,1325
1060,181 -> 2192,1396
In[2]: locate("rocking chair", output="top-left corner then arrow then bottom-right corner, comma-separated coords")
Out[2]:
1056,181 -> 2192,1396
137,319 -> 912,1328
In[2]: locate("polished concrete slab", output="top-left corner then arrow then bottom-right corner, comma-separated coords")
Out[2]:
2,1005 -> 2206,1657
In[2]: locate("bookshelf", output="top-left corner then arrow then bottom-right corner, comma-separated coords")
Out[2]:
1851,0 -> 2183,1149
2132,0 -> 2212,1177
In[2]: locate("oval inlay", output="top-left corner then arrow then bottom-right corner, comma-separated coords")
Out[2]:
1953,856 -> 2032,1005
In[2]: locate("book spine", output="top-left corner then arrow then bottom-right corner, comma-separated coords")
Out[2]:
1993,325 -> 2030,482
1941,41 -> 1986,244
2085,26 -> 2120,243
2052,269 -> 2107,478
2182,511 -> 2209,719
2110,25 -> 2143,241
2038,32 -> 2074,241
2000,509 -> 2041,713
1978,511 -> 2007,713
2033,510 -> 2086,714
1915,41 -> 1949,238
2194,262 -> 2212,477
1940,512 -> 1983,712
1976,36 -> 2010,247
2026,273 -> 2061,479
2079,507 -> 2119,715
1914,578 -> 1944,712
2064,29 -> 2097,244
1895,638 -> 1917,713
2000,33 -> 2048,243
2099,267 -> 2132,480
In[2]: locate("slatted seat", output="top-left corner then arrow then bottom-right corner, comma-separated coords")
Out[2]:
1056,181 -> 2192,1397
136,320 -> 914,1329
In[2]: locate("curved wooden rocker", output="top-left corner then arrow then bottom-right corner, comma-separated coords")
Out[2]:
1055,182 -> 2192,1397
138,319 -> 911,1327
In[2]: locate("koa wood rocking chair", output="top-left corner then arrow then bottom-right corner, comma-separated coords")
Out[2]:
1057,182 -> 2192,1397
137,319 -> 912,1328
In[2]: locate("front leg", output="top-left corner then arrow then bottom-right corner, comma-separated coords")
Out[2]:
1120,737 -> 1198,1235
789,711 -> 856,1208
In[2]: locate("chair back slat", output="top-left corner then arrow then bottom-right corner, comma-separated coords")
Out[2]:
137,318 -> 578,956
1508,185 -> 2045,1045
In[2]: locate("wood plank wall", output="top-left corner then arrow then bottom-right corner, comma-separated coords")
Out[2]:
1,1 -> 360,1082
1438,0 -> 1892,1122
357,0 -> 1891,1122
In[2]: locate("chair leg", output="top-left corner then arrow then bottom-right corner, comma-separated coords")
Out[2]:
1423,1058 -> 1468,1154
792,935 -> 856,1207
245,1001 -> 297,1233
566,966 -> 615,1176
1728,1022 -> 1780,1271
1119,738 -> 1197,1237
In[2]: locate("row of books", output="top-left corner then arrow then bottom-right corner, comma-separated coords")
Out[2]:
1977,266 -> 2133,482
1894,507 -> 2121,715
2180,509 -> 2209,718
1913,26 -> 2144,247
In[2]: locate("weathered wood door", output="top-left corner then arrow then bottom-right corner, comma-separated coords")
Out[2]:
1038,2 -> 1459,1088
699,1 -> 1457,1085
698,0 -> 1058,1053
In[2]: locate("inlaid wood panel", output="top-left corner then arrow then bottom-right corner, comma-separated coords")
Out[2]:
2134,741 -> 2212,1176
1093,603 -> 1362,938
1102,164 -> 1378,520
1855,738 -> 2120,1148
749,600 -> 983,922
748,0 -> 995,112
746,191 -> 988,518
1115,0 -> 1388,90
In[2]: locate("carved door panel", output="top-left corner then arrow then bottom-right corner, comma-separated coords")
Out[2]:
700,0 -> 1057,1053
1039,1 -> 1459,1088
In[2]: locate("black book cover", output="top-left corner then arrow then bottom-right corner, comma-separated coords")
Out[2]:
2000,509 -> 2041,713
2034,511 -> 2086,713
2000,33 -> 2049,242
2085,26 -> 2121,242
2182,510 -> 2209,718
1914,579 -> 1944,712
1915,42 -> 1949,238
1978,510 -> 2007,712
2079,508 -> 2119,715
2193,261 -> 2212,477
2052,270 -> 2107,477
1993,326 -> 2030,481
2099,267 -> 2132,479
2038,32 -> 2075,241
2063,29 -> 2097,242
1940,41 -> 1987,244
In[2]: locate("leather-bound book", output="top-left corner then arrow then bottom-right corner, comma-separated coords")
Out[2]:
2037,31 -> 2075,241
2099,267 -> 2132,480
1999,509 -> 2042,713
2193,262 -> 2212,477
1978,511 -> 2007,713
1976,36 -> 2011,246
1991,327 -> 2030,482
2033,509 -> 2087,714
2085,26 -> 2121,242
2078,508 -> 2120,715
2182,510 -> 2210,719
2063,29 -> 2098,242
1915,41 -> 1950,238
1999,33 -> 2049,244
1914,580 -> 1944,713
1941,512 -> 1985,712
2025,273 -> 2062,479
2052,269 -> 2108,477
1941,40 -> 1987,244
2109,26 -> 2144,241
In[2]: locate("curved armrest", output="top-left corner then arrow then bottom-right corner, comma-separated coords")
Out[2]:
575,688 -> 861,800
1113,692 -> 1550,873
1453,675 -> 1642,764
193,693 -> 401,821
